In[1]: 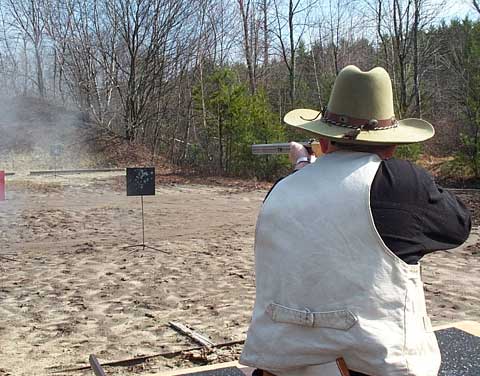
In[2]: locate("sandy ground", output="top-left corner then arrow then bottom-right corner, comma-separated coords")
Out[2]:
0,173 -> 479,376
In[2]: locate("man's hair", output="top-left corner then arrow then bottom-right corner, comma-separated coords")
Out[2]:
330,141 -> 395,154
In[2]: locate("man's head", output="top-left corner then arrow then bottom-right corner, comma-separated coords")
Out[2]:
284,65 -> 434,146
319,139 -> 396,160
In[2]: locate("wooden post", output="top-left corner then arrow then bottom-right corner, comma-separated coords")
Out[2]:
0,171 -> 5,201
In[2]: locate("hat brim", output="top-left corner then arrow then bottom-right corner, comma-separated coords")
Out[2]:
284,109 -> 434,145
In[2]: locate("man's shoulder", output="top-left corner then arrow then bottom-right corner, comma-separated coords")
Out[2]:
373,158 -> 436,202
264,175 -> 290,202
383,157 -> 426,171
381,158 -> 433,181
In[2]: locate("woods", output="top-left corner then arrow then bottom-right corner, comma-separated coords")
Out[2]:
0,0 -> 479,179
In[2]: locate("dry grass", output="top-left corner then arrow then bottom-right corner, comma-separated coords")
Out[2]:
417,155 -> 454,177
8,180 -> 65,194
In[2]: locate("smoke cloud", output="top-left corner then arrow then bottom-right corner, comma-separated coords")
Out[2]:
0,95 -> 98,173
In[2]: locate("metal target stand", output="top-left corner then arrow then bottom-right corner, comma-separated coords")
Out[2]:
122,167 -> 168,254
50,144 -> 64,178
0,255 -> 16,262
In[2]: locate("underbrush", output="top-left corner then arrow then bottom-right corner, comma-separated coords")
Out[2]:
8,180 -> 65,194
423,154 -> 480,188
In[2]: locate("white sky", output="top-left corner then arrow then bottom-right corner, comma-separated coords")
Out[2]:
437,0 -> 477,20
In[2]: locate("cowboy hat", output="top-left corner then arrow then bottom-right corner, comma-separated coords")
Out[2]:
284,65 -> 434,145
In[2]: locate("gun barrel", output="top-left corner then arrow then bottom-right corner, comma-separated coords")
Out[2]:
251,142 -> 311,155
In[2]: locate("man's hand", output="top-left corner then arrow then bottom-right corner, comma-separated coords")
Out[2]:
289,141 -> 315,170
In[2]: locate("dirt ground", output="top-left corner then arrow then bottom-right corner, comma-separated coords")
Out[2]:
0,172 -> 479,376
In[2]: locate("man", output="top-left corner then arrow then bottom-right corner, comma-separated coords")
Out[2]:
240,66 -> 471,376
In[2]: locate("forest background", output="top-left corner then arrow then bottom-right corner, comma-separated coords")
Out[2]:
0,0 -> 479,181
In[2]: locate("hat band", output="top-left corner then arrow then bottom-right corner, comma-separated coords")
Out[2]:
322,110 -> 398,131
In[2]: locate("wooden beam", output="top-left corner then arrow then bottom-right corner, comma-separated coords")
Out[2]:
169,321 -> 216,347
433,321 -> 480,337
89,355 -> 107,376
51,322 -> 480,375
154,361 -> 253,376
48,339 -> 245,373
152,321 -> 480,376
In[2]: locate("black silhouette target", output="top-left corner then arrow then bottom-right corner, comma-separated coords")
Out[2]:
126,167 -> 155,196
123,167 -> 166,253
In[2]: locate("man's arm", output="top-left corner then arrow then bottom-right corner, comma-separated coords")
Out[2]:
264,142 -> 313,202
371,159 -> 472,264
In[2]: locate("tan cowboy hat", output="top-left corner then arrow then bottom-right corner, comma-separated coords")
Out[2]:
284,65 -> 434,145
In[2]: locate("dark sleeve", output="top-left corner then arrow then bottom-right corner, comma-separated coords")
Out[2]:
371,159 -> 472,264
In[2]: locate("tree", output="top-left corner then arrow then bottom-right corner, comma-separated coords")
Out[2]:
474,0 -> 480,15
451,20 -> 480,176
374,0 -> 442,117
6,0 -> 46,97
237,0 -> 260,94
192,68 -> 286,176
271,0 -> 312,108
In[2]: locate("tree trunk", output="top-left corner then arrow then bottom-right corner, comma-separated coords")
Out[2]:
288,0 -> 296,107
474,0 -> 480,15
238,0 -> 256,94
413,0 -> 421,117
263,0 -> 269,67
218,107 -> 224,173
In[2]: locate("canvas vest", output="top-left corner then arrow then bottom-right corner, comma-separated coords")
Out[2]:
240,151 -> 441,376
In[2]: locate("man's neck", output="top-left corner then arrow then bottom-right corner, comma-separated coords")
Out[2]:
325,144 -> 396,160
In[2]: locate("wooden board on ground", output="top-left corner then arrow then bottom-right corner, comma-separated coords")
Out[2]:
149,321 -> 480,376
168,321 -> 216,347
156,361 -> 252,376
434,320 -> 480,336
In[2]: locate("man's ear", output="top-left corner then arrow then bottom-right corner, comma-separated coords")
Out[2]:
320,138 -> 329,153
388,145 -> 397,158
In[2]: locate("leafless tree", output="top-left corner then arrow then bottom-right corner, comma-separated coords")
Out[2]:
100,0 -> 190,141
237,0 -> 260,93
373,0 -> 442,117
0,7 -> 23,94
271,0 -> 313,107
6,0 -> 46,97
0,0 -> 475,174
262,0 -> 271,68
324,0 -> 359,74
474,0 -> 480,15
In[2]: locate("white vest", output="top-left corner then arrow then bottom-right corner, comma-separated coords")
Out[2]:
240,151 -> 440,376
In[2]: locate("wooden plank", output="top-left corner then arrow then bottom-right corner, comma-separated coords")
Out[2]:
169,321 -> 216,347
152,321 -> 480,376
156,361 -> 254,376
434,321 -> 480,336
55,322 -> 480,375
48,339 -> 245,373
89,355 -> 107,376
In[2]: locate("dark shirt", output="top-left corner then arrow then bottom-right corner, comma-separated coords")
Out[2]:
265,158 -> 471,265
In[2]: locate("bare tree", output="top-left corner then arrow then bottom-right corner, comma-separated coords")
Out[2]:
262,0 -> 270,68
373,0 -> 442,117
474,0 -> 480,15
271,0 -> 312,107
6,0 -> 46,97
0,7 -> 23,94
238,0 -> 259,93
103,0 -> 190,141
322,0 -> 361,75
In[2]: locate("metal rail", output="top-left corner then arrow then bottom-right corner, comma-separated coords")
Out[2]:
29,168 -> 125,176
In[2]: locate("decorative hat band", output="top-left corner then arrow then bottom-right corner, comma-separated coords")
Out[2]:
299,108 -> 399,140
300,109 -> 398,131
322,109 -> 398,131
